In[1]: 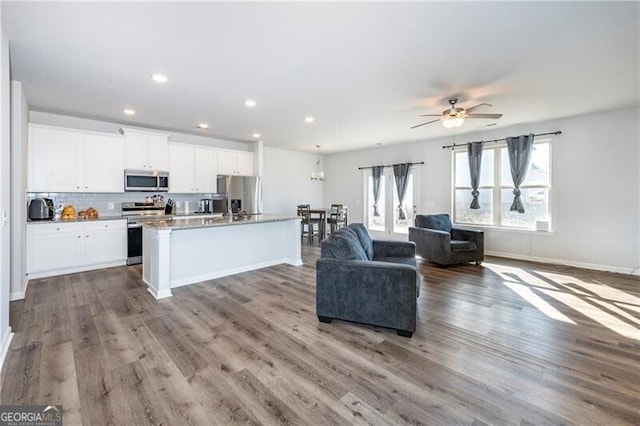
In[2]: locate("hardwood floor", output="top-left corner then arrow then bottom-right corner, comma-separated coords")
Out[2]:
2,245 -> 639,425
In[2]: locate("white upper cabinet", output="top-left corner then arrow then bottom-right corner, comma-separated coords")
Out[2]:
168,144 -> 193,193
28,125 -> 124,193
168,143 -> 217,193
82,134 -> 125,192
194,146 -> 217,193
122,128 -> 170,171
217,149 -> 254,176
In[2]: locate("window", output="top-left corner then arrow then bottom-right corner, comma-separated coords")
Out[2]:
453,141 -> 551,230
365,167 -> 419,237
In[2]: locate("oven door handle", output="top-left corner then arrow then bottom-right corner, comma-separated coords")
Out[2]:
127,222 -> 143,229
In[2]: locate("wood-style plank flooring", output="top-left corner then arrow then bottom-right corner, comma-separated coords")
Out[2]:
2,244 -> 639,425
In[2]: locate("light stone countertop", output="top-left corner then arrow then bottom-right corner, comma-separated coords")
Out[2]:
143,214 -> 301,231
27,215 -> 125,225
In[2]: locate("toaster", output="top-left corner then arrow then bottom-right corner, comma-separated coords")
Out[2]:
28,198 -> 55,220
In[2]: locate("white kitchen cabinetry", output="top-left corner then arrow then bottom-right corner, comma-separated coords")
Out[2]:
123,128 -> 170,171
217,149 -> 254,176
28,125 -> 124,193
194,147 -> 217,192
83,134 -> 126,192
27,220 -> 127,279
169,144 -> 217,193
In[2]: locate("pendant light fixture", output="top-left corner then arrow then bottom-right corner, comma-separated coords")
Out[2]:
311,144 -> 325,181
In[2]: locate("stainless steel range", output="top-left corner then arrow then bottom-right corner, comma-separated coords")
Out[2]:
122,202 -> 171,265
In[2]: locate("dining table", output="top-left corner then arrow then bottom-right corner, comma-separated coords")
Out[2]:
309,207 -> 349,240
309,208 -> 328,240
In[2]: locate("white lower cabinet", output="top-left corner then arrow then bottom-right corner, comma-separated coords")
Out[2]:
27,220 -> 127,278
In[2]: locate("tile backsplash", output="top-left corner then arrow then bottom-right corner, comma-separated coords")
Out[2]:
27,192 -> 221,216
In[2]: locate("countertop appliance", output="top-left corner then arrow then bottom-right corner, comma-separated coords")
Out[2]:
122,201 -> 172,265
28,198 -> 55,220
198,199 -> 212,214
164,199 -> 175,215
124,169 -> 169,192
217,175 -> 263,215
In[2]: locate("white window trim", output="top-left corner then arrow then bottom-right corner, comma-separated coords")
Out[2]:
363,165 -> 420,237
452,140 -> 552,231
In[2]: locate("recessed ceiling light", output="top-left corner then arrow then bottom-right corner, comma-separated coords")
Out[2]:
152,73 -> 168,84
197,123 -> 209,129
123,109 -> 136,115
304,116 -> 315,123
252,133 -> 261,138
245,99 -> 256,108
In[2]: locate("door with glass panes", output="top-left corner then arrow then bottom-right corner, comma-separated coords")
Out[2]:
364,166 -> 419,239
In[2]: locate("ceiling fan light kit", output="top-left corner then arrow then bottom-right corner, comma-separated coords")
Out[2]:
411,98 -> 503,130
442,117 -> 465,128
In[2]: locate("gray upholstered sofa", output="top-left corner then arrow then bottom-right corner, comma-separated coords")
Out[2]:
409,214 -> 484,266
316,223 -> 420,337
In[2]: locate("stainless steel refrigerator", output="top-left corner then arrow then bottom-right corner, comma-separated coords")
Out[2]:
217,175 -> 263,214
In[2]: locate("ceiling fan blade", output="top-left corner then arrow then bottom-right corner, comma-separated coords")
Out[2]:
410,118 -> 440,129
419,114 -> 442,117
464,103 -> 492,113
466,113 -> 503,119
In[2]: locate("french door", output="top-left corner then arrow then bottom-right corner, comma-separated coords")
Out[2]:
364,166 -> 419,240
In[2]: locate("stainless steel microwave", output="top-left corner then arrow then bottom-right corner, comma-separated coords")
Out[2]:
124,170 -> 169,192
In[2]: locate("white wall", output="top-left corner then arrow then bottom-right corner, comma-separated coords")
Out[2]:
324,107 -> 640,274
10,81 -> 28,300
0,6 -> 14,375
262,146 -> 324,214
323,139 -> 451,224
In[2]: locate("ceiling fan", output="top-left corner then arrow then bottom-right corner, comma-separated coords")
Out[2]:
411,98 -> 503,129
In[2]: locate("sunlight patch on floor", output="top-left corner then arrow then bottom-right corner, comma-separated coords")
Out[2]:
483,262 -> 640,341
536,271 -> 640,305
589,298 -> 640,327
502,281 -> 575,324
537,288 -> 640,341
617,302 -> 640,314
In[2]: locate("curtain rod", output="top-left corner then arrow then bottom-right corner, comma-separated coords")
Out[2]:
441,131 -> 562,150
358,161 -> 424,170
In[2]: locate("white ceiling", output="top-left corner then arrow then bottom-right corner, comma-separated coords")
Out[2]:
3,2 -> 639,153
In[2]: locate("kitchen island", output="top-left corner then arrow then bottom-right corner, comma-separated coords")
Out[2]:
142,215 -> 302,299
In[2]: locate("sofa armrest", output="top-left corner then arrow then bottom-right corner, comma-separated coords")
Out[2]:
372,240 -> 416,258
408,227 -> 450,248
408,227 -> 451,262
451,227 -> 484,258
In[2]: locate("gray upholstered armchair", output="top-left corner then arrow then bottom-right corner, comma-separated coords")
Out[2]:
316,223 -> 419,337
409,214 -> 484,266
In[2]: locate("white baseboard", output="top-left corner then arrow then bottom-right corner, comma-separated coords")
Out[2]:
26,260 -> 126,280
485,250 -> 640,276
0,328 -> 14,381
9,277 -> 29,301
170,257 -> 303,289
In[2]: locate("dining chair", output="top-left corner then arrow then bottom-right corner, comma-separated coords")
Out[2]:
297,204 -> 320,243
327,204 -> 345,234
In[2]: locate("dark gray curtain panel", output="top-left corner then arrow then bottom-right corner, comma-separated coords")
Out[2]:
372,165 -> 383,217
467,141 -> 484,209
393,163 -> 411,220
506,133 -> 535,213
